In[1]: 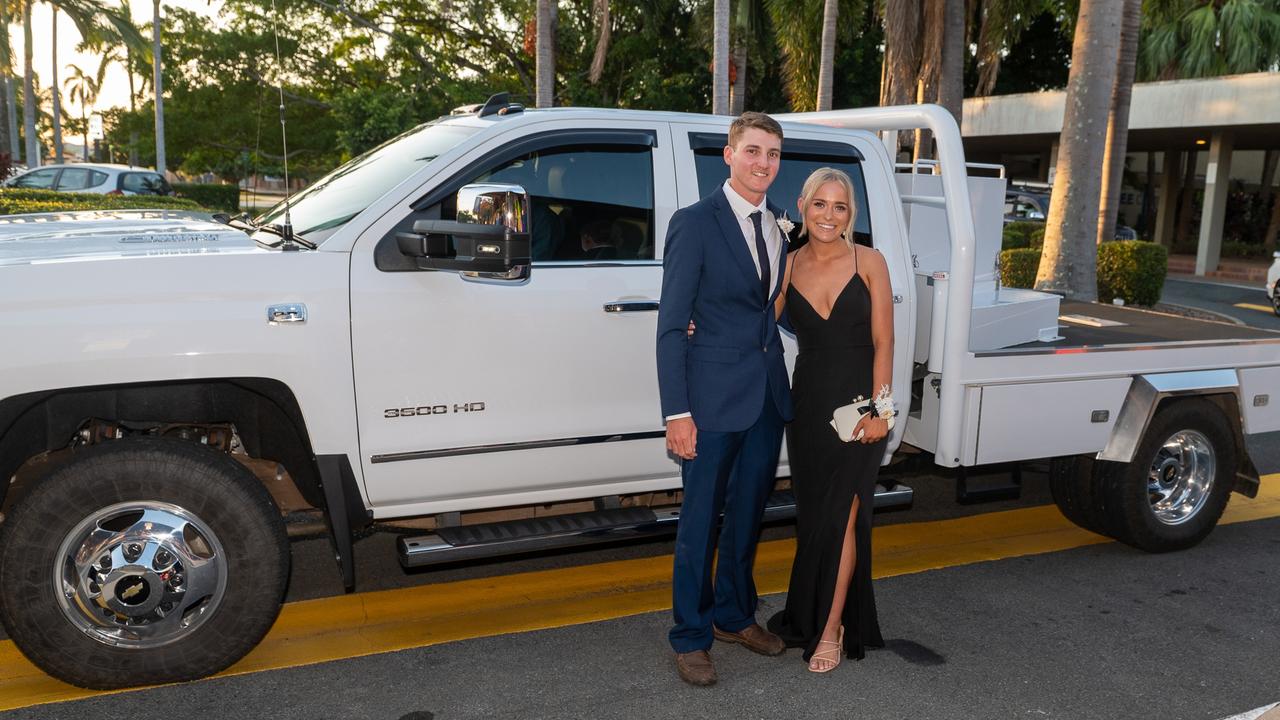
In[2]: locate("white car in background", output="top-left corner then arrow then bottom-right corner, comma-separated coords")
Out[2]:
2,163 -> 174,196
1268,250 -> 1280,316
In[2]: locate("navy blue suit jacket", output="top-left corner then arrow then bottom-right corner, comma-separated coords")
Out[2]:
656,187 -> 794,433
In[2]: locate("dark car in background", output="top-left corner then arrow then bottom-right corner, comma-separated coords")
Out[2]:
1004,182 -> 1052,223
1005,181 -> 1137,239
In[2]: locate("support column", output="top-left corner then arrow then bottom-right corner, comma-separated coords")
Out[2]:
1195,131 -> 1234,276
1045,141 -> 1060,184
1153,150 -> 1181,247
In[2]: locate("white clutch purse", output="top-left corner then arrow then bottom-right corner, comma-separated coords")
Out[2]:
830,395 -> 895,442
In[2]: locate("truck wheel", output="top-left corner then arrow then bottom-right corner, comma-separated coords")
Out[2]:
1049,455 -> 1113,537
0,437 -> 289,689
1104,398 -> 1236,553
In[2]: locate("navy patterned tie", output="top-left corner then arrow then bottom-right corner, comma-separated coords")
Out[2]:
750,210 -> 771,301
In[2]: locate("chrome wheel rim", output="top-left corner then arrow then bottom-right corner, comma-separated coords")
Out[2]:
55,501 -> 228,649
1147,430 -> 1215,526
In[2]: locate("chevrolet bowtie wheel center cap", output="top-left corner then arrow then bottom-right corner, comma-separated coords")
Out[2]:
1147,430 -> 1215,527
56,502 -> 229,649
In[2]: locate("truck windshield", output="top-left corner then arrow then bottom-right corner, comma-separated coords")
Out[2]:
255,121 -> 478,241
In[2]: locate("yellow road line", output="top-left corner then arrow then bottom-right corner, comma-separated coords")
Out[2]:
3,476 -> 1279,711
1233,302 -> 1276,314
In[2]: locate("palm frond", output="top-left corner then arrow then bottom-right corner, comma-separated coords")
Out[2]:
1179,4 -> 1220,77
1218,0 -> 1263,73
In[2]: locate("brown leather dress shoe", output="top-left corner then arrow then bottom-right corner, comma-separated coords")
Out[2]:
674,650 -> 717,686
713,623 -> 786,656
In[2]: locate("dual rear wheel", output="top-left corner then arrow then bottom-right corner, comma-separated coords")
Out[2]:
1050,398 -> 1237,553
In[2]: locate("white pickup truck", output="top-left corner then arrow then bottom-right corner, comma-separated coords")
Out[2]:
1,97 -> 1277,689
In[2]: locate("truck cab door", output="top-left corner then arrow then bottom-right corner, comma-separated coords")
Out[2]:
348,120 -> 681,516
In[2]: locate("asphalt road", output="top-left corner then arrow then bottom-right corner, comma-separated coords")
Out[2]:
9,514 -> 1278,720
1162,276 -> 1280,331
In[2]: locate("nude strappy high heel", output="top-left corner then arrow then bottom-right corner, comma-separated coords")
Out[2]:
808,625 -> 844,673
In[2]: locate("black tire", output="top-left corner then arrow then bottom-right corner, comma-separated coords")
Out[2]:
1101,398 -> 1236,553
1048,455 -> 1114,537
1271,281 -> 1280,317
0,437 -> 289,689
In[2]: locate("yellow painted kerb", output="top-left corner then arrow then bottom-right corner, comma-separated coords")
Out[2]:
1,475 -> 1278,712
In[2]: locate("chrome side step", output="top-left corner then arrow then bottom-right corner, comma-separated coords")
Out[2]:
397,483 -> 913,568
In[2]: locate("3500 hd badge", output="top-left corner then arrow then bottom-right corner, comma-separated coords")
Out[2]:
384,402 -> 486,418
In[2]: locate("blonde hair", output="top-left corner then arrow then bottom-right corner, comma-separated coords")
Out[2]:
797,167 -> 857,247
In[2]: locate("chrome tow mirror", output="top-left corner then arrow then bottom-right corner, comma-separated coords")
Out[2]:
396,182 -> 532,283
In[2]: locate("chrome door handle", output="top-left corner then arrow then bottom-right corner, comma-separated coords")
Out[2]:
267,303 -> 307,324
603,301 -> 659,313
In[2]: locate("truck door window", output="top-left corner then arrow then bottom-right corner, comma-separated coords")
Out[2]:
467,144 -> 655,262
689,133 -> 872,247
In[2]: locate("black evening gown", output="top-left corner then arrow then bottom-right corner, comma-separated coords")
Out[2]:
767,266 -> 886,662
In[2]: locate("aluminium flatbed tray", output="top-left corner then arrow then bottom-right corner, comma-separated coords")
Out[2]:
978,301 -> 1280,357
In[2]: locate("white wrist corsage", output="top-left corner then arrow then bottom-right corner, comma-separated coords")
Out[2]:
776,212 -> 795,237
873,384 -> 896,419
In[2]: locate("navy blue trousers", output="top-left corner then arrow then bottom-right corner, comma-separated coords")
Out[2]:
668,391 -> 785,653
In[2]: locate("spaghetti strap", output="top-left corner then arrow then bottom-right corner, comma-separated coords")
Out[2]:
852,244 -> 859,276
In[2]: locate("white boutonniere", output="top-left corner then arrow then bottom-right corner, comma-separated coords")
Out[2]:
776,212 -> 795,238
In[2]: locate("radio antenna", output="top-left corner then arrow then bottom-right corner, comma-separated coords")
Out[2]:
268,0 -> 302,249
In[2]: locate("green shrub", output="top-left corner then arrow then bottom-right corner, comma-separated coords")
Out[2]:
1097,240 -> 1168,307
1001,221 -> 1036,250
1220,240 -> 1272,259
0,188 -> 203,215
1028,226 -> 1045,247
172,182 -> 239,212
1000,247 -> 1042,289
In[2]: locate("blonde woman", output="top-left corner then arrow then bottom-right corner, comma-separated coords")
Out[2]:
765,168 -> 894,673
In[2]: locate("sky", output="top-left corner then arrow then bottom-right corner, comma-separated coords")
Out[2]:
19,0 -> 222,116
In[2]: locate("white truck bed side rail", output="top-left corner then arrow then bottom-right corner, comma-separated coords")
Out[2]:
778,104 -> 975,467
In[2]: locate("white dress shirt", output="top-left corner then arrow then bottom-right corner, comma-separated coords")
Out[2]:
666,182 -> 782,423
721,180 -> 782,282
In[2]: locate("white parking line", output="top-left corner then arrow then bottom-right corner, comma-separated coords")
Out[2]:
1167,275 -> 1270,293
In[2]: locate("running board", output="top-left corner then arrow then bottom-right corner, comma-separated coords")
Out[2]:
397,483 -> 913,568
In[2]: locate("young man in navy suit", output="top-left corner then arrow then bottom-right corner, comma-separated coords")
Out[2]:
656,112 -> 794,686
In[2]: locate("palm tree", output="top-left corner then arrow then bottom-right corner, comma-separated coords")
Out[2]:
815,0 -> 838,111
0,0 -> 18,158
879,0 -> 921,156
535,0 -> 553,107
971,0 -> 1052,96
152,0 -> 164,172
77,0 -> 147,165
1096,0 -> 1141,246
21,0 -> 37,166
880,0 -> 921,107
587,0 -> 609,84
51,7 -> 63,163
1140,0 -> 1280,81
63,62 -> 97,161
913,0 -> 963,160
937,0 -> 964,120
712,0 -> 729,114
78,0 -> 148,114
729,0 -> 768,114
16,0 -> 143,167
1034,0 -> 1125,300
